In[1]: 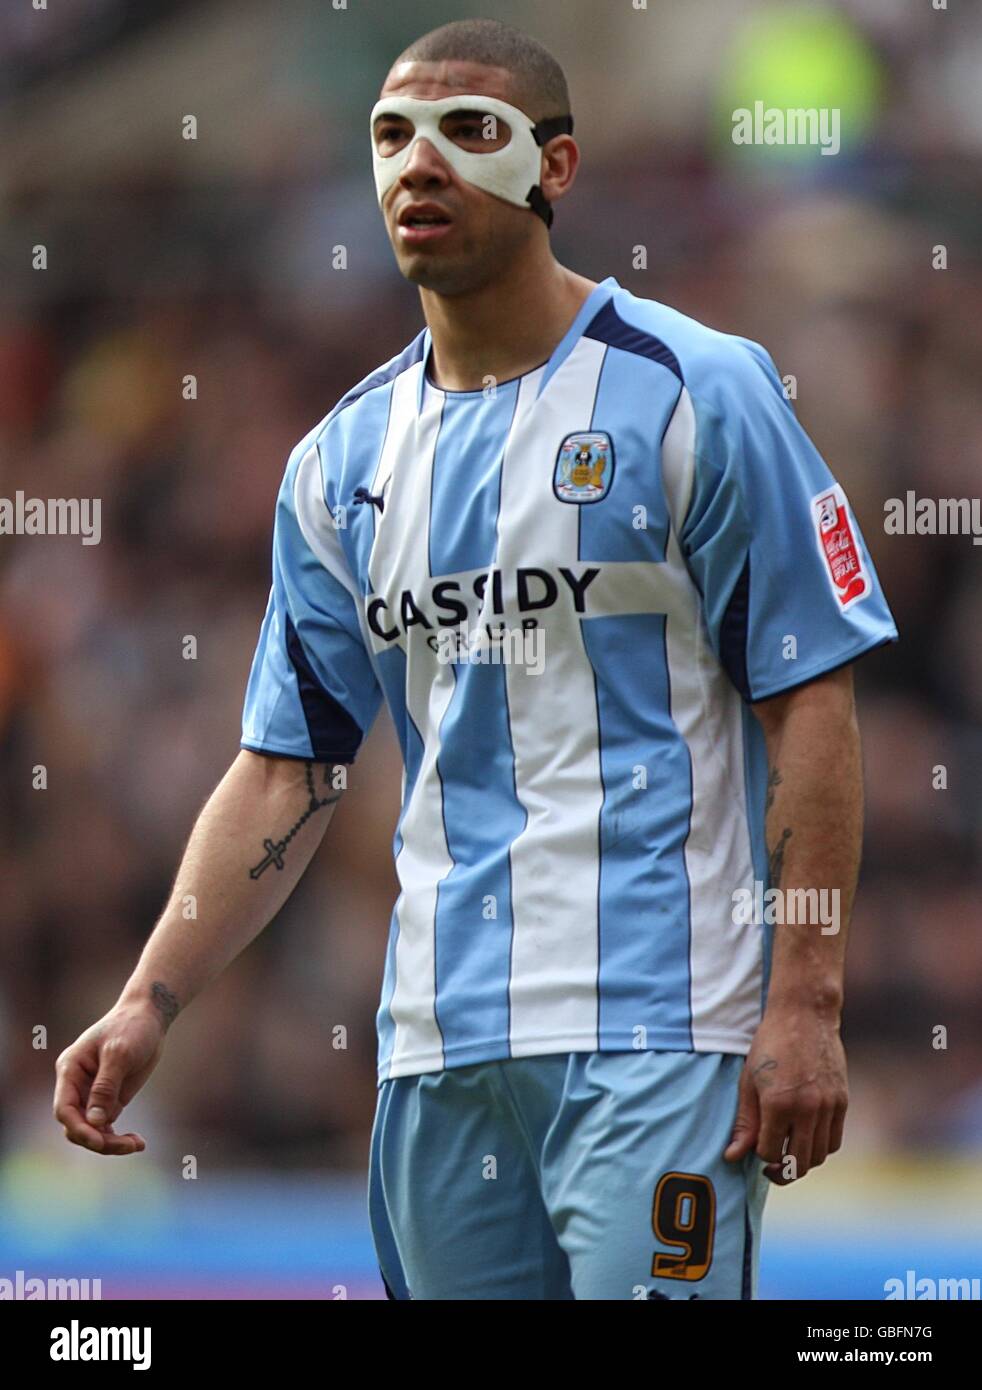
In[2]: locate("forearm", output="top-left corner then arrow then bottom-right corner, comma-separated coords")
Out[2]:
117,750 -> 343,1025
759,675 -> 863,1018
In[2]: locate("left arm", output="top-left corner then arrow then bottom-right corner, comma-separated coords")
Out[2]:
724,663 -> 861,1182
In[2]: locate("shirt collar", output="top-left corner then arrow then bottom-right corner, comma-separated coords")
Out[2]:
415,276 -> 620,413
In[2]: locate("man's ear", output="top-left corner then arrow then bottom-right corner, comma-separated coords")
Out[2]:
539,136 -> 580,205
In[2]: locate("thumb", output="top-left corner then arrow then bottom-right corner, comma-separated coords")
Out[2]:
85,1046 -> 128,1128
724,1064 -> 760,1162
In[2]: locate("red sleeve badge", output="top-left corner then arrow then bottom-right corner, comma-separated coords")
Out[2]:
811,485 -> 869,610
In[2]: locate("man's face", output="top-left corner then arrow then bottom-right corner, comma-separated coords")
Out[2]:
373,59 -> 540,296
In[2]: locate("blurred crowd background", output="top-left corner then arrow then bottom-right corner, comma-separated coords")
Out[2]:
1,0 -> 980,1298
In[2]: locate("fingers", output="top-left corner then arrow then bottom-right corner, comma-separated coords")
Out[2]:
829,1096 -> 848,1156
786,1115 -> 818,1180
756,1097 -> 791,1169
809,1109 -> 834,1170
723,1065 -> 760,1161
57,1109 -> 109,1152
56,1100 -> 146,1156
757,1092 -> 848,1183
763,1161 -> 792,1186
760,1125 -> 795,1187
59,1120 -> 146,1156
82,1038 -> 129,1128
76,1124 -> 146,1157
757,1096 -> 799,1185
54,1046 -> 146,1157
53,1056 -> 107,1152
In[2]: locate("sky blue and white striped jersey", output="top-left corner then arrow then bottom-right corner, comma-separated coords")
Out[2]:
242,276 -> 898,1082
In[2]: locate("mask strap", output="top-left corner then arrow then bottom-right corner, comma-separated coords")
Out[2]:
531,114 -> 574,146
526,114 -> 574,229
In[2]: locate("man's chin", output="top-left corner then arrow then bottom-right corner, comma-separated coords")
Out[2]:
398,255 -> 474,296
395,247 -> 499,298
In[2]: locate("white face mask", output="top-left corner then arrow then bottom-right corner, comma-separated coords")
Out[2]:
369,93 -> 573,228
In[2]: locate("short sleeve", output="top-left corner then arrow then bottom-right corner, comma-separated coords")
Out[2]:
679,339 -> 898,702
241,434 -> 383,762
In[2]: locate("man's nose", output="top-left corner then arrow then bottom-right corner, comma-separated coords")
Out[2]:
398,137 -> 452,189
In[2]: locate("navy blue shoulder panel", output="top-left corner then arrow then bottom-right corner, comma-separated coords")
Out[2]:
719,554 -> 752,701
285,613 -> 364,762
583,300 -> 684,383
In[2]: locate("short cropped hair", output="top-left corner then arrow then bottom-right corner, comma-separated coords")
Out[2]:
395,18 -> 570,124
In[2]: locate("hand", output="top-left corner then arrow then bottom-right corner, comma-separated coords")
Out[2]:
723,1005 -> 848,1184
53,1005 -> 166,1155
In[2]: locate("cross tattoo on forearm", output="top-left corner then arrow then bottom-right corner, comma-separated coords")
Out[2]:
248,762 -> 341,880
249,837 -> 288,879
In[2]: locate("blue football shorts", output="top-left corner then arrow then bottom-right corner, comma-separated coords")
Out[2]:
368,1049 -> 769,1300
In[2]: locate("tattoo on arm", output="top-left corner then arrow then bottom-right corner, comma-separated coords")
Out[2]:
765,766 -> 783,813
768,826 -> 793,889
753,1056 -> 778,1089
249,761 -> 342,880
150,981 -> 180,1029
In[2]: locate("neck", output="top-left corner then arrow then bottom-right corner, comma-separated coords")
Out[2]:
420,251 -> 598,392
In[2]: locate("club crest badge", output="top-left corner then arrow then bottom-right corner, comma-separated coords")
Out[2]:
553,432 -> 615,504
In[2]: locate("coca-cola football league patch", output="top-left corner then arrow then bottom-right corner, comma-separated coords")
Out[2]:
811,485 -> 869,610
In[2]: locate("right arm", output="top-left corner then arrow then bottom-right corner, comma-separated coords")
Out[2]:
57,426 -> 384,1155
53,749 -> 343,1155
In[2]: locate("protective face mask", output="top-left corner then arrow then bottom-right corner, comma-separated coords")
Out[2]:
370,93 -> 573,227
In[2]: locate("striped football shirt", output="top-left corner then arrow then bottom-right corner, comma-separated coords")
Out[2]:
241,275 -> 898,1081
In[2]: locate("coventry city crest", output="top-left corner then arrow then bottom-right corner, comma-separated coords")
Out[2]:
553,431 -> 615,504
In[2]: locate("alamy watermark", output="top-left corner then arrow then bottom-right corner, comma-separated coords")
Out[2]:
0,492 -> 101,545
432,623 -> 545,675
50,1320 -> 150,1370
732,102 -> 840,156
885,1270 -> 980,1300
732,882 -> 840,934
884,492 -> 982,545
0,1269 -> 102,1299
